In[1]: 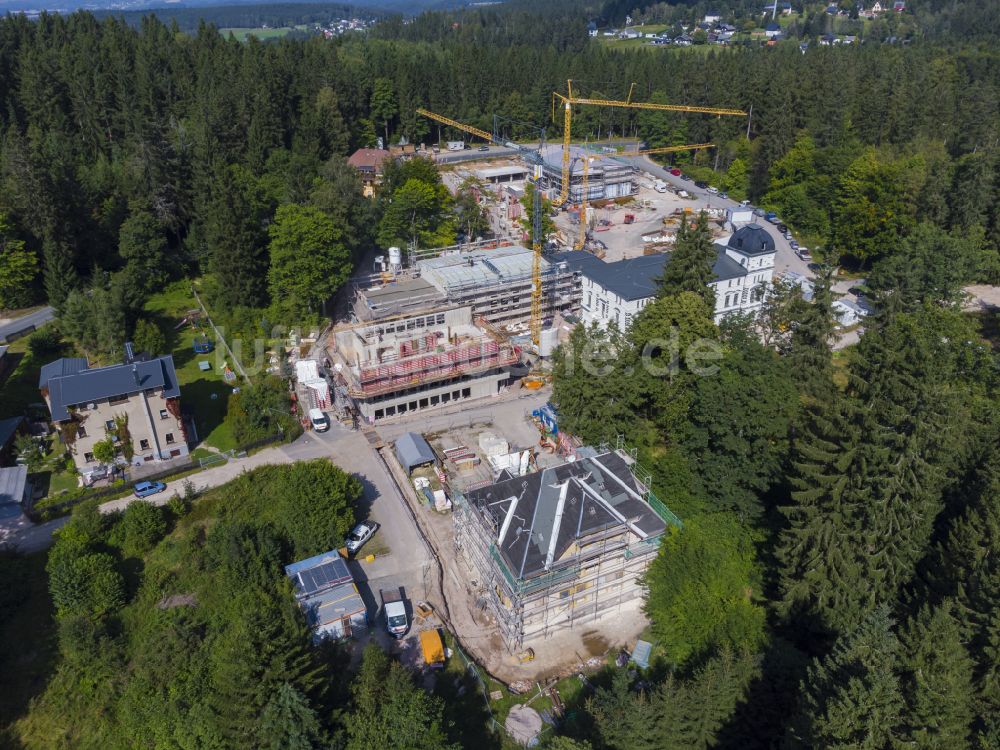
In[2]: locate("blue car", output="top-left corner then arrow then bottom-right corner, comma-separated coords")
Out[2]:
133,481 -> 167,498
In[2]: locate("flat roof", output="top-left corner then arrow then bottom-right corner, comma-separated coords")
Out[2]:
361,277 -> 443,308
476,165 -> 530,179
419,245 -> 554,295
304,582 -> 366,626
538,145 -> 635,175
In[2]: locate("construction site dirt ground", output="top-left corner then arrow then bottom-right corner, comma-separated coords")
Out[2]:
551,183 -> 730,261
379,414 -> 651,683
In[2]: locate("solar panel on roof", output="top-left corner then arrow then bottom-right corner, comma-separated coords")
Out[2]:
296,560 -> 352,596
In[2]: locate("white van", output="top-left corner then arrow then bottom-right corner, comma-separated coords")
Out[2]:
654,179 -> 668,193
308,408 -> 330,432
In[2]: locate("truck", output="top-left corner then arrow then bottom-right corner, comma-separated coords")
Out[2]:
380,588 -> 409,638
446,140 -> 465,151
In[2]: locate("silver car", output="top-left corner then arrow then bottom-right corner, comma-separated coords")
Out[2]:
346,522 -> 378,554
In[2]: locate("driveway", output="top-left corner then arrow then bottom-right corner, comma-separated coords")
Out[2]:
0,306 -> 55,343
623,155 -> 809,278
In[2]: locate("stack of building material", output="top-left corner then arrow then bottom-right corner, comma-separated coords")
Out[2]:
478,432 -> 510,457
295,360 -> 331,409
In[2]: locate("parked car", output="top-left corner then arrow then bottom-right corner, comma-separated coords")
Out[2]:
478,145 -> 490,151
681,174 -> 692,181
753,207 -> 766,217
133,481 -> 167,499
777,223 -> 788,233
719,191 -> 729,199
309,408 -> 329,433
740,199 -> 751,207
669,168 -> 682,176
797,247 -> 812,261
707,186 -> 719,194
790,240 -> 800,250
765,211 -> 779,223
784,231 -> 793,240
695,180 -> 709,189
346,521 -> 379,554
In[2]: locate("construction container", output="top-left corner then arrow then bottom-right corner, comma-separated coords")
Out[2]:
420,629 -> 446,668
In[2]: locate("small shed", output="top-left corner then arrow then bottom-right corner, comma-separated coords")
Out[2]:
0,465 -> 29,520
395,432 -> 436,474
0,415 -> 25,466
285,550 -> 368,640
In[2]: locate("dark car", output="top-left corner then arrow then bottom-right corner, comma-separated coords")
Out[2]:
478,145 -> 490,151
681,174 -> 692,181
695,180 -> 709,189
777,223 -> 788,233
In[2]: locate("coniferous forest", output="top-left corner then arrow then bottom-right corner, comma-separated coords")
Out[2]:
0,0 -> 999,748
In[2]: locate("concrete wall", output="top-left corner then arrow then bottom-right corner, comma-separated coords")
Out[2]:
357,369 -> 508,423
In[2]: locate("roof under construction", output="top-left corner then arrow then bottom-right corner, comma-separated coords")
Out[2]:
464,450 -> 666,580
418,245 -> 549,297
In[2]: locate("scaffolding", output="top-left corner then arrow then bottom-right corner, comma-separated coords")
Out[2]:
452,448 -> 681,653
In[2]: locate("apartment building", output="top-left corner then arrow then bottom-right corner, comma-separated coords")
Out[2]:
39,354 -> 188,484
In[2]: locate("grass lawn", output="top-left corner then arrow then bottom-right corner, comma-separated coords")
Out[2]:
143,281 -> 236,452
0,334 -> 48,421
0,552 -> 58,746
219,25 -> 305,41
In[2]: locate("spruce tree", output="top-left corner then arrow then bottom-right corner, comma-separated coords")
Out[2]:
657,212 -> 717,309
786,606 -> 905,749
899,600 -> 975,749
42,235 -> 78,311
787,270 -> 836,402
258,682 -> 326,750
776,396 -> 864,633
588,670 -> 659,750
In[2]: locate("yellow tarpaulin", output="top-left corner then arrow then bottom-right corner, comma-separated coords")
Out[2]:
420,629 -> 445,665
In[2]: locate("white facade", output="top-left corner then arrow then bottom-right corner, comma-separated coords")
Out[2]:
566,224 -> 777,328
578,277 -> 653,330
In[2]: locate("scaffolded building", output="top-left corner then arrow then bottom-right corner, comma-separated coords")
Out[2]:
539,145 -> 638,203
330,305 -> 520,423
352,244 -> 579,333
453,444 -> 681,652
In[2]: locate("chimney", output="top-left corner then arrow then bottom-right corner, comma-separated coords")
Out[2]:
132,363 -> 140,386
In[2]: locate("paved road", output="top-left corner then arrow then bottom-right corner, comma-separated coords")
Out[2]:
0,306 -> 55,343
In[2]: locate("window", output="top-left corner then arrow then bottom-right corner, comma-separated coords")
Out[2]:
430,395 -> 440,405
165,433 -> 175,445
398,403 -> 408,414
139,439 -> 150,450
159,409 -> 169,420
442,393 -> 451,403
419,398 -> 429,409
374,409 -> 384,420
585,292 -> 592,308
409,401 -> 417,412
462,387 -> 471,398
77,426 -> 87,438
84,452 -> 95,463
385,406 -> 396,417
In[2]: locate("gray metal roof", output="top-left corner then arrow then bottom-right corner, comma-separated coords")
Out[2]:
395,432 -> 436,473
0,416 -> 24,450
466,451 -> 667,581
38,357 -> 88,389
0,465 -> 28,506
555,247 -> 749,299
42,355 -> 181,422
727,224 -> 775,256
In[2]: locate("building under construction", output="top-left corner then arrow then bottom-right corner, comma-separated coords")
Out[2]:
330,305 -> 521,423
453,444 -> 681,652
353,244 -> 579,335
539,145 -> 638,203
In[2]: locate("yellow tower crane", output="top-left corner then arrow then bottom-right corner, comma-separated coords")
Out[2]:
575,143 -> 714,250
551,80 -> 747,207
415,107 -> 548,347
